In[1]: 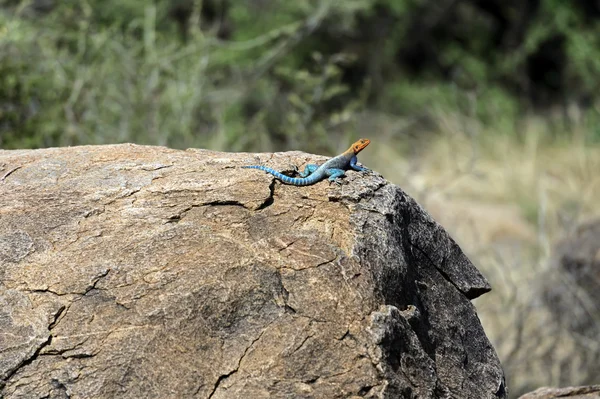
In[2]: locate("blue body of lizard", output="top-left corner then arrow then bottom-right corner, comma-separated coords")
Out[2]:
242,138 -> 370,186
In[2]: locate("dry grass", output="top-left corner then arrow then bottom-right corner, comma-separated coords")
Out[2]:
361,113 -> 600,397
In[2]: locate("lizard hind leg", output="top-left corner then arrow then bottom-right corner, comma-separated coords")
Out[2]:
325,168 -> 346,184
299,164 -> 319,177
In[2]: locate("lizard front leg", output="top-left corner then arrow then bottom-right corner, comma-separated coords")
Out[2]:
350,155 -> 370,172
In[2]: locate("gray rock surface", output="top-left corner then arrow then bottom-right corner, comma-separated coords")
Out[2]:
544,220 -> 600,339
0,144 -> 506,398
519,385 -> 600,399
542,220 -> 600,385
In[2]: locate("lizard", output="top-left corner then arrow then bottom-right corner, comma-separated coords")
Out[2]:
241,138 -> 371,186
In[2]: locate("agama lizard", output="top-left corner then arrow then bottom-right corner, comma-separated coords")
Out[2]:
242,138 -> 371,185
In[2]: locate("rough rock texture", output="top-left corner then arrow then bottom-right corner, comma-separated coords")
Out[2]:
518,385 -> 600,399
541,220 -> 600,385
0,144 -> 506,399
544,220 -> 600,339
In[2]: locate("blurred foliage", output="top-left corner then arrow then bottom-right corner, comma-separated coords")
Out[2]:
2,0 -> 600,151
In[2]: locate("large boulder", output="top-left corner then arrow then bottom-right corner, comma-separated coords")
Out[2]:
0,144 -> 506,398
541,220 -> 600,386
544,220 -> 600,339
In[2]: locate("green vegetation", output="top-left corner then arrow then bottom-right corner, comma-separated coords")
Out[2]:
2,0 -> 600,151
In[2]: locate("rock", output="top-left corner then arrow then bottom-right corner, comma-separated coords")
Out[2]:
518,385 -> 600,398
541,220 -> 600,387
544,220 -> 600,339
0,144 -> 506,398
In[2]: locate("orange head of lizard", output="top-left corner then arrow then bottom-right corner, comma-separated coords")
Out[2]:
350,138 -> 370,154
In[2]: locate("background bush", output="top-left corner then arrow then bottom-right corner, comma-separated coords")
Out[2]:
2,0 -> 600,151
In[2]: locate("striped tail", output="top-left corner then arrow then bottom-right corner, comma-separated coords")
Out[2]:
241,165 -> 320,186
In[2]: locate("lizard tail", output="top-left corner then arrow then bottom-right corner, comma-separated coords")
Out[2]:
241,165 -> 318,186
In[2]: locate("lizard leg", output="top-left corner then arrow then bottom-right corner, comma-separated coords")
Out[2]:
350,155 -> 370,172
326,168 -> 346,183
299,164 -> 319,177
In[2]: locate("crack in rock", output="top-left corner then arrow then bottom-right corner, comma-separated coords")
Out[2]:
409,240 -> 466,296
206,325 -> 271,398
256,180 -> 276,210
0,304 -> 65,389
